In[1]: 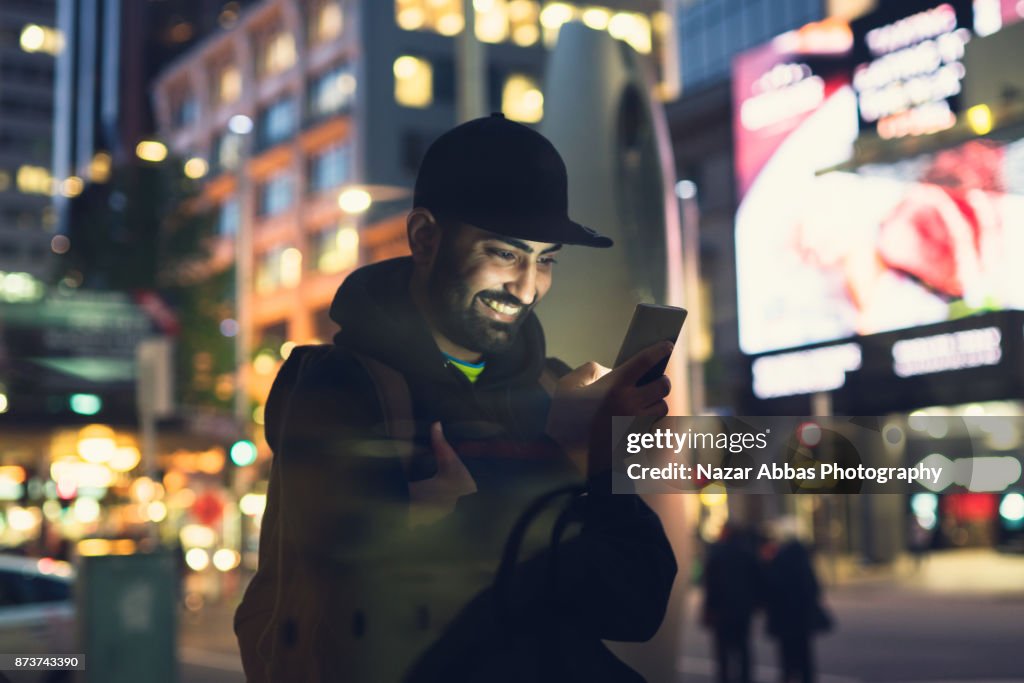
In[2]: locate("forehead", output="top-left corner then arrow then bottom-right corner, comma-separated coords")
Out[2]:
450,222 -> 559,254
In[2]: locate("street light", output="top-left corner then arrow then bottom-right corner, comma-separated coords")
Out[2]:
228,114 -> 254,135
184,157 -> 209,179
338,187 -> 372,214
136,141 -> 168,163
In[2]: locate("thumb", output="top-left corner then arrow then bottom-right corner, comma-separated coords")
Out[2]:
612,341 -> 674,387
563,361 -> 610,389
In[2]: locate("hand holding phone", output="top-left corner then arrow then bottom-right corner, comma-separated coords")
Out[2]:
614,304 -> 687,386
545,304 -> 685,476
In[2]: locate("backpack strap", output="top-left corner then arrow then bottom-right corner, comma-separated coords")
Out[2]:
351,352 -> 569,474
350,351 -> 417,476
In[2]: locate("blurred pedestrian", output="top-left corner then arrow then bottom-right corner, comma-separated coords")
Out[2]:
234,114 -> 677,682
702,522 -> 762,683
907,518 -> 932,573
763,534 -> 832,683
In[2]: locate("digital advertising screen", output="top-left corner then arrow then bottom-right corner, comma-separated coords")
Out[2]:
734,3 -> 1024,357
732,19 -> 860,355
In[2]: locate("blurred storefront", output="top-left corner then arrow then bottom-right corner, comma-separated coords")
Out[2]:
725,0 -> 1024,565
0,421 -> 257,604
0,288 -> 253,600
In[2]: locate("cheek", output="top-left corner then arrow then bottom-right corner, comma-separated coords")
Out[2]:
535,271 -> 553,302
463,263 -> 505,297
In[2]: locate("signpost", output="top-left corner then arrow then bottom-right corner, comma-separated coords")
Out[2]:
77,552 -> 177,683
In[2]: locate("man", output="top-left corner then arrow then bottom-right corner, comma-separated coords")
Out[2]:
702,522 -> 762,683
764,536 -> 830,683
235,113 -> 677,682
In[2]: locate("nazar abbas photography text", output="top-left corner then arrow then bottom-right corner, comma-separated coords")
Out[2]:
622,427 -> 943,485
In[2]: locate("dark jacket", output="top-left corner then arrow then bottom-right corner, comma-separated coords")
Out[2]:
702,536 -> 761,630
763,541 -> 823,638
235,257 -> 677,682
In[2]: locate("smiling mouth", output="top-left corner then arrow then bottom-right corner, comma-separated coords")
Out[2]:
477,294 -> 522,320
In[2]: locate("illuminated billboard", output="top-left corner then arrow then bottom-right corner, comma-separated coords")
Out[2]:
733,19 -> 860,355
734,5 -> 1024,357
850,0 -> 975,140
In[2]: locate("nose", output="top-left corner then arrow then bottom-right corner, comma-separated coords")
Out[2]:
505,262 -> 537,306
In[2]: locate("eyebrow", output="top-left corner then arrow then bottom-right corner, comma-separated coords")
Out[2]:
491,237 -> 563,255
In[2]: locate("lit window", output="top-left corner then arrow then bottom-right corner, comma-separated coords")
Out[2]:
258,97 -> 297,149
215,132 -> 243,170
581,7 -> 610,30
89,152 -> 112,183
502,74 -> 543,123
16,166 -> 53,195
255,246 -> 303,292
259,173 -> 294,216
20,24 -> 64,56
317,224 -> 360,273
395,0 -> 465,36
475,0 -> 510,43
509,0 -> 540,46
309,143 -> 353,194
540,2 -> 575,45
218,198 -> 241,236
394,56 -> 433,109
280,247 -> 303,288
256,247 -> 285,293
217,65 -> 242,105
312,0 -> 344,43
608,11 -> 651,54
309,64 -> 356,119
260,29 -> 296,77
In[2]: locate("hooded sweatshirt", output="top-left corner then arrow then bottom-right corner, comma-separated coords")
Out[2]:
235,257 -> 676,683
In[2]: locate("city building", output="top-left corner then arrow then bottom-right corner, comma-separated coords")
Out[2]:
52,0 -> 262,237
666,0 -> 872,412
670,0 -> 1024,563
0,0 -> 58,281
152,0 -> 677,426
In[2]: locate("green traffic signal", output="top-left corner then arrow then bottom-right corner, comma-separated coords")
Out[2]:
230,439 -> 258,466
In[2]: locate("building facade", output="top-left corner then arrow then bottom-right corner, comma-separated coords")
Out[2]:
0,0 -> 58,281
52,0 -> 265,240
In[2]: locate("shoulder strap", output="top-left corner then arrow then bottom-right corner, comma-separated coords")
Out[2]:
349,351 -> 417,474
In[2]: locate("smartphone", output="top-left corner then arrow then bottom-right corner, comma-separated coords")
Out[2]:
614,304 -> 687,386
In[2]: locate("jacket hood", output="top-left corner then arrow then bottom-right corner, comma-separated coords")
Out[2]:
329,257 -> 547,388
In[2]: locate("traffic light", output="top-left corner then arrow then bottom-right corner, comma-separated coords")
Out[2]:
230,439 -> 257,467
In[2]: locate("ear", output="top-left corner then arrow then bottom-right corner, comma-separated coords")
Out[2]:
407,208 -> 442,266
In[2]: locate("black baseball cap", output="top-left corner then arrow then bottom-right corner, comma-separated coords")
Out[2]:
413,113 -> 613,248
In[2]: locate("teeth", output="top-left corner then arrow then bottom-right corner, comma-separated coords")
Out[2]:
482,297 -> 520,316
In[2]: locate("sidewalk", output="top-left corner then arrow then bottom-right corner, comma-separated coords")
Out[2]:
819,548 -> 1024,596
679,548 -> 1024,683
176,549 -> 1024,682
178,596 -> 245,681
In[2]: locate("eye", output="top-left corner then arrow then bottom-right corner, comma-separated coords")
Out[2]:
539,255 -> 559,266
488,248 -> 517,262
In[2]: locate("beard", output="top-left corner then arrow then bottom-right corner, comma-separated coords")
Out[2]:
427,240 -> 533,355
